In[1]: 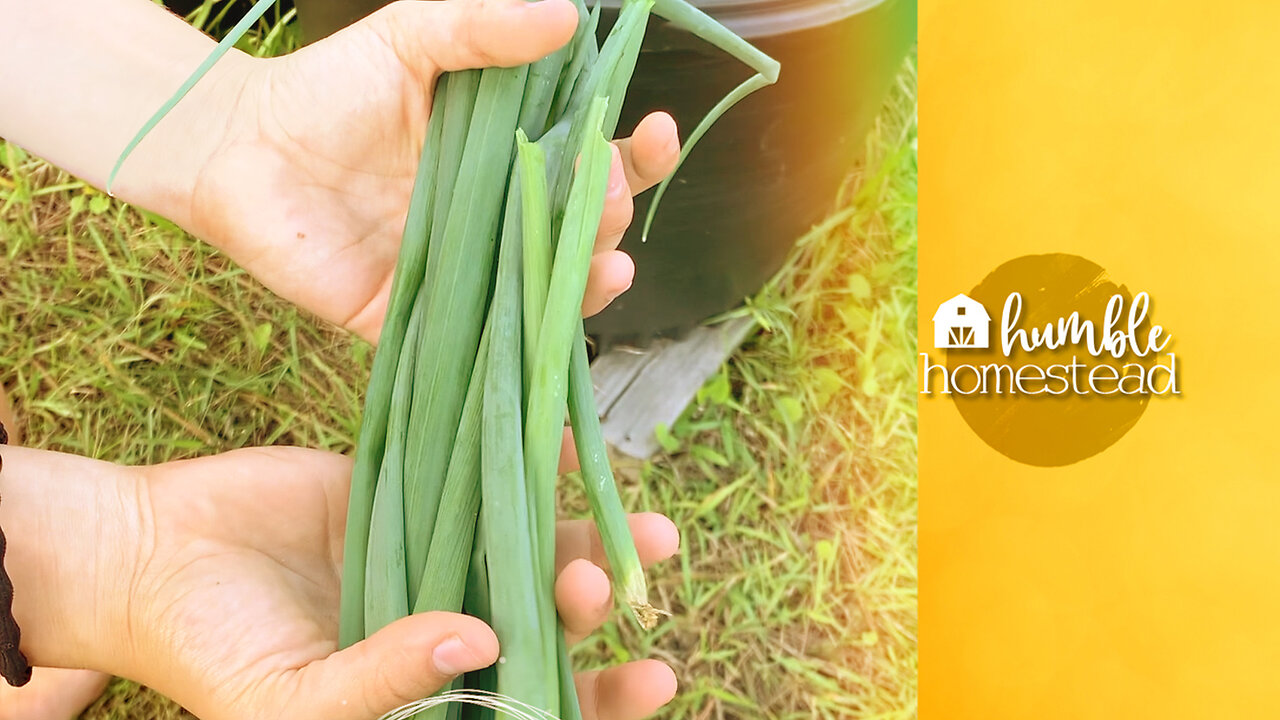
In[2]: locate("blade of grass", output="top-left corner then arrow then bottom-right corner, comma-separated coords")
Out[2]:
107,0 -> 281,193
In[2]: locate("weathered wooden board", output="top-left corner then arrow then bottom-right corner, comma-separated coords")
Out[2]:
590,316 -> 755,459
590,346 -> 658,417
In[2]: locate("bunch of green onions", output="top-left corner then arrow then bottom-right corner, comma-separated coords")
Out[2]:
112,0 -> 777,717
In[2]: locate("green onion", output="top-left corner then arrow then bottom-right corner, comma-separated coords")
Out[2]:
340,84 -> 448,647
524,99 -> 612,628
482,173 -> 551,709
567,326 -> 655,625
363,308 -> 421,634
114,0 -> 779,712
401,64 -> 528,597
516,132 -> 552,388
415,326 -> 490,614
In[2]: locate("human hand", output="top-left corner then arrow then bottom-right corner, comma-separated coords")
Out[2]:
158,0 -> 679,342
0,445 -> 678,720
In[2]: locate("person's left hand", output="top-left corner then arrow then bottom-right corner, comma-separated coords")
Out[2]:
19,445 -> 677,720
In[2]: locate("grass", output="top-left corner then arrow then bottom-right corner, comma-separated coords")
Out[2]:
0,5 -> 915,717
565,62 -> 918,719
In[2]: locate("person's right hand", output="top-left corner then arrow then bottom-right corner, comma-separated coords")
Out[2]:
2,445 -> 679,720
133,0 -> 680,344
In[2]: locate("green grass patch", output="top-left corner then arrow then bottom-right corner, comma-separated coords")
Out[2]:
564,60 -> 918,720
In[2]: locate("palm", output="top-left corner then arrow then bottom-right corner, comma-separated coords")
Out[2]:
133,447 -> 679,720
138,448 -> 350,717
187,14 -> 677,342
191,34 -> 430,340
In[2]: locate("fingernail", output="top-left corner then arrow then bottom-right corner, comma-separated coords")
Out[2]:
433,635 -> 485,676
608,146 -> 626,195
596,588 -> 615,614
607,282 -> 632,304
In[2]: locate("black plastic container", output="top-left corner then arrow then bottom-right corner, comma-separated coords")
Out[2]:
167,0 -> 293,24
168,0 -> 915,347
586,0 -> 915,346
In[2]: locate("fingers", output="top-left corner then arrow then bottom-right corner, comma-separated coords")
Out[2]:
596,114 -> 680,253
583,114 -> 679,316
551,514 -> 677,643
596,145 -> 634,253
369,0 -> 578,76
289,611 -> 498,720
575,660 -> 679,720
555,513 -> 681,575
556,558 -> 613,644
615,112 -> 681,197
582,250 -> 635,317
559,427 -> 581,474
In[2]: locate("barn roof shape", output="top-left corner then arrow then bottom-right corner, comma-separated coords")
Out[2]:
933,293 -> 990,321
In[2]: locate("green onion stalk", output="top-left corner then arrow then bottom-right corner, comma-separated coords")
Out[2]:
111,0 -> 779,716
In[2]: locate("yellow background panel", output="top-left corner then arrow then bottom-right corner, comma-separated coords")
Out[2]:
920,1 -> 1280,717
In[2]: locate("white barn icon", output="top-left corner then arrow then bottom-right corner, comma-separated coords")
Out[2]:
933,294 -> 990,349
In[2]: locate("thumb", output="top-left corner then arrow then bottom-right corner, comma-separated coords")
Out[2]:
368,0 -> 579,75
291,612 -> 500,720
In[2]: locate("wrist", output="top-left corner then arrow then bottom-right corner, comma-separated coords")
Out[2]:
110,51 -> 263,234
0,446 -> 149,675
0,1 -> 261,227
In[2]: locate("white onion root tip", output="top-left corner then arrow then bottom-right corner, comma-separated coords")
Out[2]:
377,689 -> 564,720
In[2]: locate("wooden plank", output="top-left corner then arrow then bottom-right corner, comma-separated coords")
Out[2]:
591,316 -> 755,459
590,344 -> 659,416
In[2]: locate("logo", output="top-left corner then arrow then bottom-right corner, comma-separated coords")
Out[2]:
921,290 -> 1179,398
932,293 -> 990,349
920,253 -> 1181,467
